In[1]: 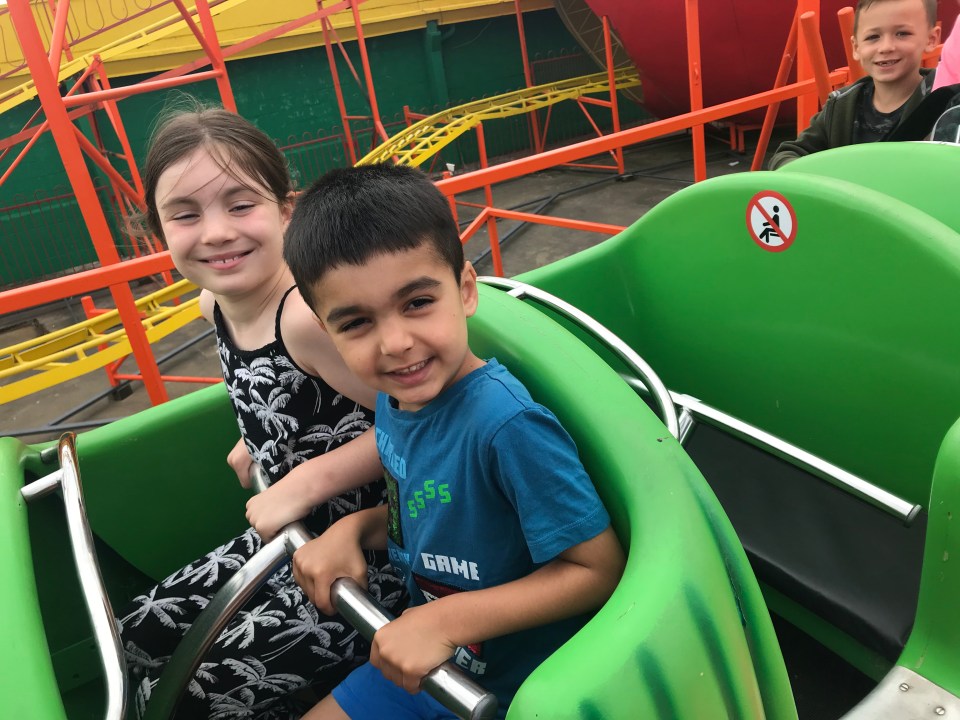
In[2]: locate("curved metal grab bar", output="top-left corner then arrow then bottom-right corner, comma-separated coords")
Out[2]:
618,375 -> 923,525
20,434 -> 128,720
477,276 -> 681,440
147,466 -> 497,720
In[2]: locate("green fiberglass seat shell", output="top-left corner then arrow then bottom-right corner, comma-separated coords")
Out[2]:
470,286 -> 797,719
0,284 -> 798,719
519,141 -> 960,691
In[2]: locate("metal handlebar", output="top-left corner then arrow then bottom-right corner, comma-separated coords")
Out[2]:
249,466 -> 499,720
148,466 -> 497,720
19,434 -> 128,720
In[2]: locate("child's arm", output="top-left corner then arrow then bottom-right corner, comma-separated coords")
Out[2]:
244,289 -> 382,540
769,99 -> 838,169
292,505 -> 389,613
372,526 -> 625,694
245,429 -> 382,539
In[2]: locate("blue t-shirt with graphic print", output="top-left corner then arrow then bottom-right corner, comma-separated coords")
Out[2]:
376,359 -> 610,714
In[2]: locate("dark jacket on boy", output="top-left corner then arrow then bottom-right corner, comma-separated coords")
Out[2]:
770,68 -> 936,169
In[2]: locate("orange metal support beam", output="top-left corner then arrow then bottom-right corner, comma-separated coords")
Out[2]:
47,0 -> 70,77
172,0 -> 222,60
800,11 -> 834,105
72,125 -> 144,208
684,0 -> 707,182
602,15 -> 625,175
349,0 -> 388,144
8,0 -> 168,404
796,0 -> 821,131
474,123 -> 504,277
752,10 -> 799,171
837,7 -> 865,81
0,252 -> 175,315
62,70 -> 223,107
437,72 -> 844,198
487,207 -> 625,236
93,59 -> 146,199
514,0 -> 543,153
320,6 -> 358,166
194,0 -> 237,111
148,1 -> 357,84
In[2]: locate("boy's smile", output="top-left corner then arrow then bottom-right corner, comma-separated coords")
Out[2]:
852,0 -> 939,106
313,245 -> 484,412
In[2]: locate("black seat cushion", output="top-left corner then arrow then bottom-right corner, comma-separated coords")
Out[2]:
684,423 -> 925,661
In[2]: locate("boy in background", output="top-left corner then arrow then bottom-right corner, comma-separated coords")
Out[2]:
285,164 -> 625,719
770,0 -> 940,168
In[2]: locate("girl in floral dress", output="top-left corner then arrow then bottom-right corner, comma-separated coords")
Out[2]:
117,107 -> 404,719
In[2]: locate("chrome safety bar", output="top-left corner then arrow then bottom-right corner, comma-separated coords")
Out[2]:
19,434 -> 128,720
146,466 -> 497,720
478,276 -> 681,440
621,376 -> 922,525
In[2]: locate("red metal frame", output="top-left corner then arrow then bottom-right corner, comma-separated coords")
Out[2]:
8,0 -> 168,403
514,0 -> 543,153
0,0 -> 382,406
0,0 -> 871,405
684,0 -> 706,182
560,15 -> 626,173
796,0 -> 821,132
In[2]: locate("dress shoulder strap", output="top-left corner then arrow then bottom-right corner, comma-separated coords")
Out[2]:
275,285 -> 299,338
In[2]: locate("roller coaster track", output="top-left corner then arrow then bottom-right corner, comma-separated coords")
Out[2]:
0,0 -> 252,115
0,279 -> 200,403
357,66 -> 641,167
1,67 -> 641,404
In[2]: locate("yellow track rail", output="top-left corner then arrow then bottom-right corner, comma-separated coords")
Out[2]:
0,0 -> 253,115
0,279 -> 201,403
357,66 -> 641,167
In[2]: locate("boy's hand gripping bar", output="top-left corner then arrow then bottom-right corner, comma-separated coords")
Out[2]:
251,466 -> 499,720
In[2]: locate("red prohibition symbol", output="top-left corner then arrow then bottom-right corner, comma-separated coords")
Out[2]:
746,190 -> 796,252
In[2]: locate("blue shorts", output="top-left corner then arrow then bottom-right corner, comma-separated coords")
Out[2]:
332,662 -> 457,720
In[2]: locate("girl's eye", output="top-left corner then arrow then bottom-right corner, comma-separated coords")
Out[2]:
231,202 -> 256,213
170,211 -> 198,222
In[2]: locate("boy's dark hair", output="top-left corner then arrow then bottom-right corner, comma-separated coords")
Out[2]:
853,0 -> 936,33
285,164 -> 464,311
142,104 -> 292,240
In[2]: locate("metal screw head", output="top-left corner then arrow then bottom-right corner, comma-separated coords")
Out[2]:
899,683 -> 911,692
934,708 -> 945,716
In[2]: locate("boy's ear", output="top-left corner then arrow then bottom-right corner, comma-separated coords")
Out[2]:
460,261 -> 479,318
312,311 -> 329,334
850,34 -> 861,63
925,23 -> 941,52
280,192 -> 295,229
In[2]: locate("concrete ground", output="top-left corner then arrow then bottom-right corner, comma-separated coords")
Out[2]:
0,128 -> 875,719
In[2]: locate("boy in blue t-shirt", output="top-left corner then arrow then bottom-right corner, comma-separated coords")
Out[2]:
285,164 -> 626,719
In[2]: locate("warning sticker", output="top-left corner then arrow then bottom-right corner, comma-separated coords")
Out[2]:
746,191 -> 796,252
